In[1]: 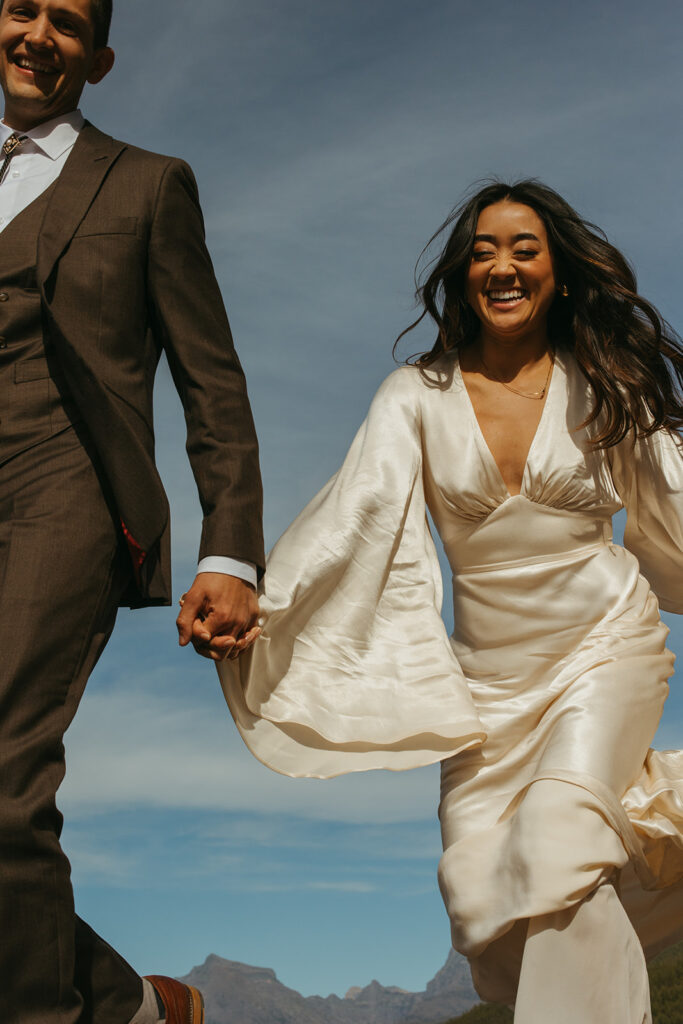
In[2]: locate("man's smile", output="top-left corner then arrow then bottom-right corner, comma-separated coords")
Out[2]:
11,54 -> 58,75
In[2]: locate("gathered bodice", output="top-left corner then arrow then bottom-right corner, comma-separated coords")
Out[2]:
422,352 -> 622,574
438,494 -> 613,575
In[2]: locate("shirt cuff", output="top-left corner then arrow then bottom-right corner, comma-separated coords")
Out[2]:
197,556 -> 257,588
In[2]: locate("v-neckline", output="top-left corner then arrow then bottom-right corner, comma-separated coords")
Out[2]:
456,352 -> 559,499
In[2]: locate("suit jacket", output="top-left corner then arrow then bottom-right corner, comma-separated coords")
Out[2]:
36,122 -> 265,607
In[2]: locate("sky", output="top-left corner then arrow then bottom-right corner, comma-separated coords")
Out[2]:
53,0 -> 683,1001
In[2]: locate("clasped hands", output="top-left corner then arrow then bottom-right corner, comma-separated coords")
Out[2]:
176,571 -> 261,661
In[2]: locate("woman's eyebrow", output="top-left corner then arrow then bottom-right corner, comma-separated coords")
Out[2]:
473,232 -> 541,243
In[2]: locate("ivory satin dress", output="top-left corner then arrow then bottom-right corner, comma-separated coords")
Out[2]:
219,350 -> 683,1019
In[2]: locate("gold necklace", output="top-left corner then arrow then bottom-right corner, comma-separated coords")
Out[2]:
480,352 -> 554,401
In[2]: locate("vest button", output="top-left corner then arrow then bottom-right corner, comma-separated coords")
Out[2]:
0,293 -> 8,301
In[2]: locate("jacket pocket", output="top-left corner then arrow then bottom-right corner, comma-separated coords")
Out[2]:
73,216 -> 139,238
15,357 -> 49,383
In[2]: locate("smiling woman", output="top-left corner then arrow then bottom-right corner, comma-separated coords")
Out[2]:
466,205 -> 558,348
221,179 -> 683,1024
399,179 -> 683,449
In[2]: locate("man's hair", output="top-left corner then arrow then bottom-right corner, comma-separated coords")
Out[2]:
0,0 -> 113,49
90,0 -> 113,49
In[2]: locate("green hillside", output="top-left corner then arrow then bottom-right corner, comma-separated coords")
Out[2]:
650,942 -> 683,1024
442,942 -> 683,1024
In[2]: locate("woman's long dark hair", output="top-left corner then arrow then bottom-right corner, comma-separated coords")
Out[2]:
396,179 -> 683,448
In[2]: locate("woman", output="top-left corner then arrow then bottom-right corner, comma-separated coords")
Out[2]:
219,181 -> 683,1022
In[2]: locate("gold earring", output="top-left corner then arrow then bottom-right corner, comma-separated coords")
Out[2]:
559,284 -> 569,297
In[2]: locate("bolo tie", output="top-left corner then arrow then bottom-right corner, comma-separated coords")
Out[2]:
0,133 -> 27,185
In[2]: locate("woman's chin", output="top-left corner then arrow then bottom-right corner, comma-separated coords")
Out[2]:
481,318 -> 534,341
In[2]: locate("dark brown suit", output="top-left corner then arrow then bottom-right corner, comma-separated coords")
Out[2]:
0,123 -> 264,1023
39,123 -> 265,603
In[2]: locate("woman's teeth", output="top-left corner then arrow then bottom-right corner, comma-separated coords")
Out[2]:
488,290 -> 525,303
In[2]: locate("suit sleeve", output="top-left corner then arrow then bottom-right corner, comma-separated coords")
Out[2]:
146,158 -> 265,576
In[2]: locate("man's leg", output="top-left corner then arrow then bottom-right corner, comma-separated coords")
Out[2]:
0,426 -> 142,1024
513,881 -> 651,1024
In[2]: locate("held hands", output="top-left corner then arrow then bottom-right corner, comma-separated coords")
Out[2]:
176,572 -> 261,661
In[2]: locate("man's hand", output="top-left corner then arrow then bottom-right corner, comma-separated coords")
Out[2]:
176,572 -> 260,661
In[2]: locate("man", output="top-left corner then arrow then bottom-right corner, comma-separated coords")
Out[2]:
0,0 -> 265,1022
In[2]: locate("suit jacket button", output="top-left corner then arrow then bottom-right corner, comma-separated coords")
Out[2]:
0,293 -> 8,301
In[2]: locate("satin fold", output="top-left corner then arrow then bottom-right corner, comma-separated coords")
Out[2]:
219,369 -> 485,778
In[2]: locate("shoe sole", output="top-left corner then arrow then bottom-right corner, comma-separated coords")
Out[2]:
188,984 -> 205,1024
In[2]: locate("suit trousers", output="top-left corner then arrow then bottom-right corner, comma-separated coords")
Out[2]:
0,424 -> 143,1024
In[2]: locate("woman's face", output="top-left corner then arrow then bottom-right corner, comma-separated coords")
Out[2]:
465,201 -> 558,345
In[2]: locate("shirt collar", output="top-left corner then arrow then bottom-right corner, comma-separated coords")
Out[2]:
0,110 -> 84,160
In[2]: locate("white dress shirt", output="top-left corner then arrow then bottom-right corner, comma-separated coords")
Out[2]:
0,109 -> 84,230
1,109 -> 256,587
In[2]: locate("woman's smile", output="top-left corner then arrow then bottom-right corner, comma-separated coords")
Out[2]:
466,201 -> 557,343
486,287 -> 528,310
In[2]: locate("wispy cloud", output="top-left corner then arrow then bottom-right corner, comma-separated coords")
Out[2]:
62,677 -> 442,824
61,805 -> 442,902
246,879 -> 380,894
67,842 -> 138,886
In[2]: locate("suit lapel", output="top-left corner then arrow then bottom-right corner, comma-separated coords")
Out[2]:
37,122 -> 127,287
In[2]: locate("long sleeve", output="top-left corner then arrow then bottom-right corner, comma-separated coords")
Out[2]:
218,368 -> 485,779
147,159 -> 265,573
610,428 -> 683,614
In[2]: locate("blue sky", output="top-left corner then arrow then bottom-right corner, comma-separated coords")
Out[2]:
54,0 -> 683,1000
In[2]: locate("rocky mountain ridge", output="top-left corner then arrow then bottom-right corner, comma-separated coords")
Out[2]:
181,949 -> 479,1024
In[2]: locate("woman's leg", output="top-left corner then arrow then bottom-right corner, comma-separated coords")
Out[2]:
514,882 -> 651,1024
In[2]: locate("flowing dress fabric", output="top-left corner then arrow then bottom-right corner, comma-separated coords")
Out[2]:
218,353 -> 683,1000
219,369 -> 485,777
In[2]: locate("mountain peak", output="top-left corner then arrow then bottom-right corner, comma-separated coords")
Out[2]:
182,950 -> 478,1024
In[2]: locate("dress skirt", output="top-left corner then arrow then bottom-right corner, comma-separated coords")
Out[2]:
438,497 -> 683,1010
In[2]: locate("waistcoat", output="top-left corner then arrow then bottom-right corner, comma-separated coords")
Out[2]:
0,184 -> 81,466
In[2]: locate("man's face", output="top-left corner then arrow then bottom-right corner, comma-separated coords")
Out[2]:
0,0 -> 113,130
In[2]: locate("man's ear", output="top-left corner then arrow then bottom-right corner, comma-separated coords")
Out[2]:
87,47 -> 115,85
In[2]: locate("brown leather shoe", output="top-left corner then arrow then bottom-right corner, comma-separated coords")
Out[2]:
144,975 -> 205,1024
